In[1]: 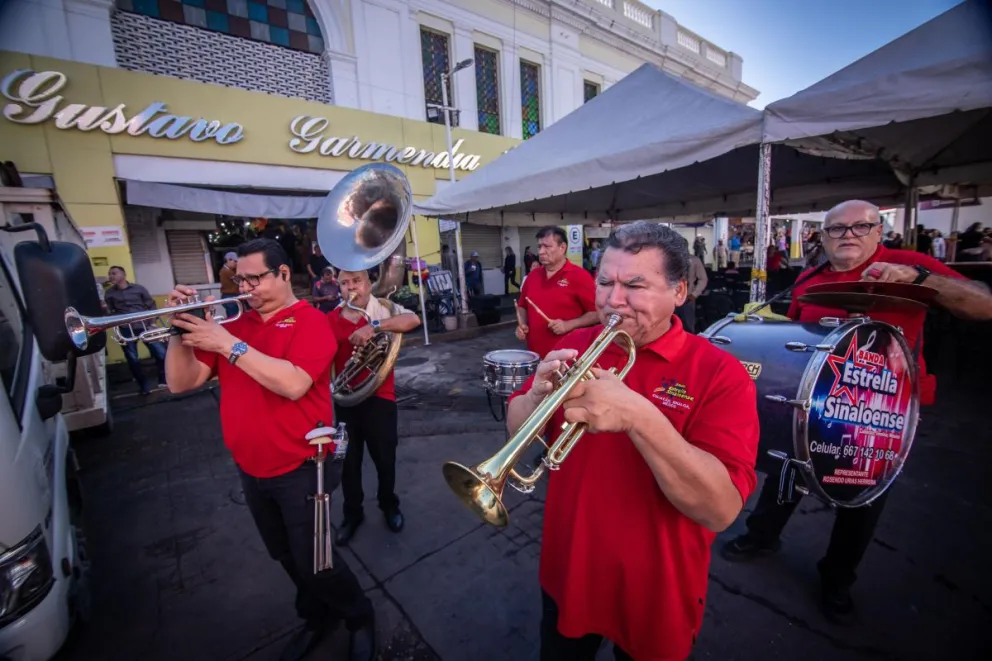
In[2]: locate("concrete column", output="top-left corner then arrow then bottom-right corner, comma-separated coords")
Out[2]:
452,26 -> 478,131
790,219 -> 803,260
501,46 -> 522,139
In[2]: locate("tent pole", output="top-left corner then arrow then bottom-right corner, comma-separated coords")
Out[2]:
410,218 -> 430,345
750,143 -> 772,304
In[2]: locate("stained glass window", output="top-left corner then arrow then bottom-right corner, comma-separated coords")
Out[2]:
475,47 -> 500,135
520,60 -> 541,139
116,0 -> 324,54
421,28 -> 452,125
584,81 -> 600,103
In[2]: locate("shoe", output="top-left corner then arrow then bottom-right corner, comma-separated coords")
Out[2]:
279,624 -> 325,661
820,584 -> 855,625
385,509 -> 404,533
348,616 -> 377,661
336,516 -> 364,546
719,533 -> 781,562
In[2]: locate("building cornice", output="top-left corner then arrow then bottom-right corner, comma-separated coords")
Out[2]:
500,0 -> 755,102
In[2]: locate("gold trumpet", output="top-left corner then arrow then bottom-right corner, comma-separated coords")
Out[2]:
64,293 -> 254,351
442,313 -> 636,527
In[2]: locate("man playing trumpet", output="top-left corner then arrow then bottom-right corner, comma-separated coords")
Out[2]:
163,239 -> 376,661
507,221 -> 760,661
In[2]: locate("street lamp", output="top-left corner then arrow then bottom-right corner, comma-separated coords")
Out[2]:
440,58 -> 473,319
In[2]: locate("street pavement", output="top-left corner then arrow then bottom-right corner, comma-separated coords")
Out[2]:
58,325 -> 990,661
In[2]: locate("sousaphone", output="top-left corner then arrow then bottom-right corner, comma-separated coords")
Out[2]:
318,162 -> 412,407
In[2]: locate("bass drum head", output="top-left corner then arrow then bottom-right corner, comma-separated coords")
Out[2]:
796,320 -> 920,508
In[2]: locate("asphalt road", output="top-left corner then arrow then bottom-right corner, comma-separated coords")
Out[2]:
58,325 -> 991,661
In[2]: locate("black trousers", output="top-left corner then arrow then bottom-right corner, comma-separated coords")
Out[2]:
335,396 -> 400,520
540,591 -> 634,661
745,477 -> 890,589
238,462 -> 373,629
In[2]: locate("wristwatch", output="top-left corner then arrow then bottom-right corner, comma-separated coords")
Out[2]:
371,319 -> 381,331
912,265 -> 932,285
229,341 -> 248,365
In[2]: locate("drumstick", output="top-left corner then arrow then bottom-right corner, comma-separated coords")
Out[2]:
525,297 -> 552,323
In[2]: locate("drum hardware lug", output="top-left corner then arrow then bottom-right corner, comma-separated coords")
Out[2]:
764,394 -> 810,412
785,342 -> 835,352
767,450 -> 810,504
708,335 -> 732,345
745,314 -> 763,322
818,317 -> 844,327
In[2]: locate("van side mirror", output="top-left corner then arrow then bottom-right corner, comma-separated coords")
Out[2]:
5,223 -> 107,362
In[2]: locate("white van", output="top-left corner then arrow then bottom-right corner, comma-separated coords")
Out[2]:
0,179 -> 110,661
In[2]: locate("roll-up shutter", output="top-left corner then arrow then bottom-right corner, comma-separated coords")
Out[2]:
458,224 -> 502,270
166,231 -> 210,286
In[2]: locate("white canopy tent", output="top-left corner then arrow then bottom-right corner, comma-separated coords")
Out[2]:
412,63 -> 909,228
762,0 -> 992,190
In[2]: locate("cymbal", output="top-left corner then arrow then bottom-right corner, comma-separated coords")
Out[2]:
797,292 -> 928,314
803,281 -> 939,303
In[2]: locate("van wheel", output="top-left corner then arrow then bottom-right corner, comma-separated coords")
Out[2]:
90,405 -> 114,438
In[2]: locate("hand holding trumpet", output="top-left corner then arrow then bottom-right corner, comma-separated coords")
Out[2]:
527,348 -> 639,434
166,285 -> 239,354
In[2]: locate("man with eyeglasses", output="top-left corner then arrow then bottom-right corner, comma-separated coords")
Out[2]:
722,199 -> 992,624
163,238 -> 377,661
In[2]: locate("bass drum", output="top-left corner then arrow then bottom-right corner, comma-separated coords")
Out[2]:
700,314 -> 921,508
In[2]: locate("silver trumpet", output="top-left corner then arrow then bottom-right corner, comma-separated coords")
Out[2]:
65,293 -> 255,351
306,422 -> 349,573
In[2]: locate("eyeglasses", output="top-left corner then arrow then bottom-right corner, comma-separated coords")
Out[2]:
823,222 -> 880,239
231,269 -> 276,288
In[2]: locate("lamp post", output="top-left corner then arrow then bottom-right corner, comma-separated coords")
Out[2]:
439,58 -> 473,320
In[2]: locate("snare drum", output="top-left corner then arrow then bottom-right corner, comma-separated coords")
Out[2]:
483,349 -> 541,397
700,314 -> 920,508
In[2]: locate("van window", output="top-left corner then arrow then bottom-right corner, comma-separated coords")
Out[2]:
0,262 -> 28,422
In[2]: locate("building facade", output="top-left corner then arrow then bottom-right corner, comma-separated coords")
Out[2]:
0,0 -> 755,357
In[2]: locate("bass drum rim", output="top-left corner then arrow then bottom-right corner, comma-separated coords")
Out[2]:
792,317 -> 921,508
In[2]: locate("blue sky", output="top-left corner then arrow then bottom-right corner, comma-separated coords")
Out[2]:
646,0 -> 964,107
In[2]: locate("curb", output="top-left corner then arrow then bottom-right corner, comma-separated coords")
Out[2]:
401,319 -> 517,349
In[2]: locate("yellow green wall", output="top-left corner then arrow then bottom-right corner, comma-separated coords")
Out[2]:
0,51 -> 520,362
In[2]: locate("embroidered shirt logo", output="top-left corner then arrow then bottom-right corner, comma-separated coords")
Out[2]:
275,316 -> 297,328
651,378 -> 695,412
557,278 -> 570,288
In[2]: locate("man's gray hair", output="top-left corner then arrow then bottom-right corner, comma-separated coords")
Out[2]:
604,220 -> 690,284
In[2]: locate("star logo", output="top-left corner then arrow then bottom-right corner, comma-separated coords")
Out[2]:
825,340 -> 862,404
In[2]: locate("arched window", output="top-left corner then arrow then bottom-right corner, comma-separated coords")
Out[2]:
117,0 -> 324,54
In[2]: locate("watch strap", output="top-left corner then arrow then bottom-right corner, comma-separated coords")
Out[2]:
912,265 -> 931,285
228,342 -> 248,364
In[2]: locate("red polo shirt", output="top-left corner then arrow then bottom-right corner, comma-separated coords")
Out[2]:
518,260 -> 596,359
507,316 -> 759,661
193,301 -> 336,478
327,308 -> 396,402
788,245 -> 966,406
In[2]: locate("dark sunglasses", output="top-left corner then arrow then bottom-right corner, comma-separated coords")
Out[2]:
823,222 -> 880,239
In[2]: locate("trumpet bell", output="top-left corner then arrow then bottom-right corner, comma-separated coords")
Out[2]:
64,306 -> 89,350
441,461 -> 509,528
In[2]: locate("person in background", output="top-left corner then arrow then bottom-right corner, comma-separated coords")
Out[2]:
104,266 -> 167,395
164,238 -> 377,661
675,253 -> 707,333
219,252 -> 241,318
713,240 -> 729,270
503,246 -> 519,294
465,251 -> 484,297
767,244 -> 787,271
312,266 -> 341,313
520,259 -> 542,290
931,230 -> 946,262
728,233 -> 742,265
516,226 -> 598,360
308,243 -> 331,285
507,221 -> 759,661
723,200 -> 992,624
916,224 -> 933,256
524,246 -> 538,273
957,222 -> 986,261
